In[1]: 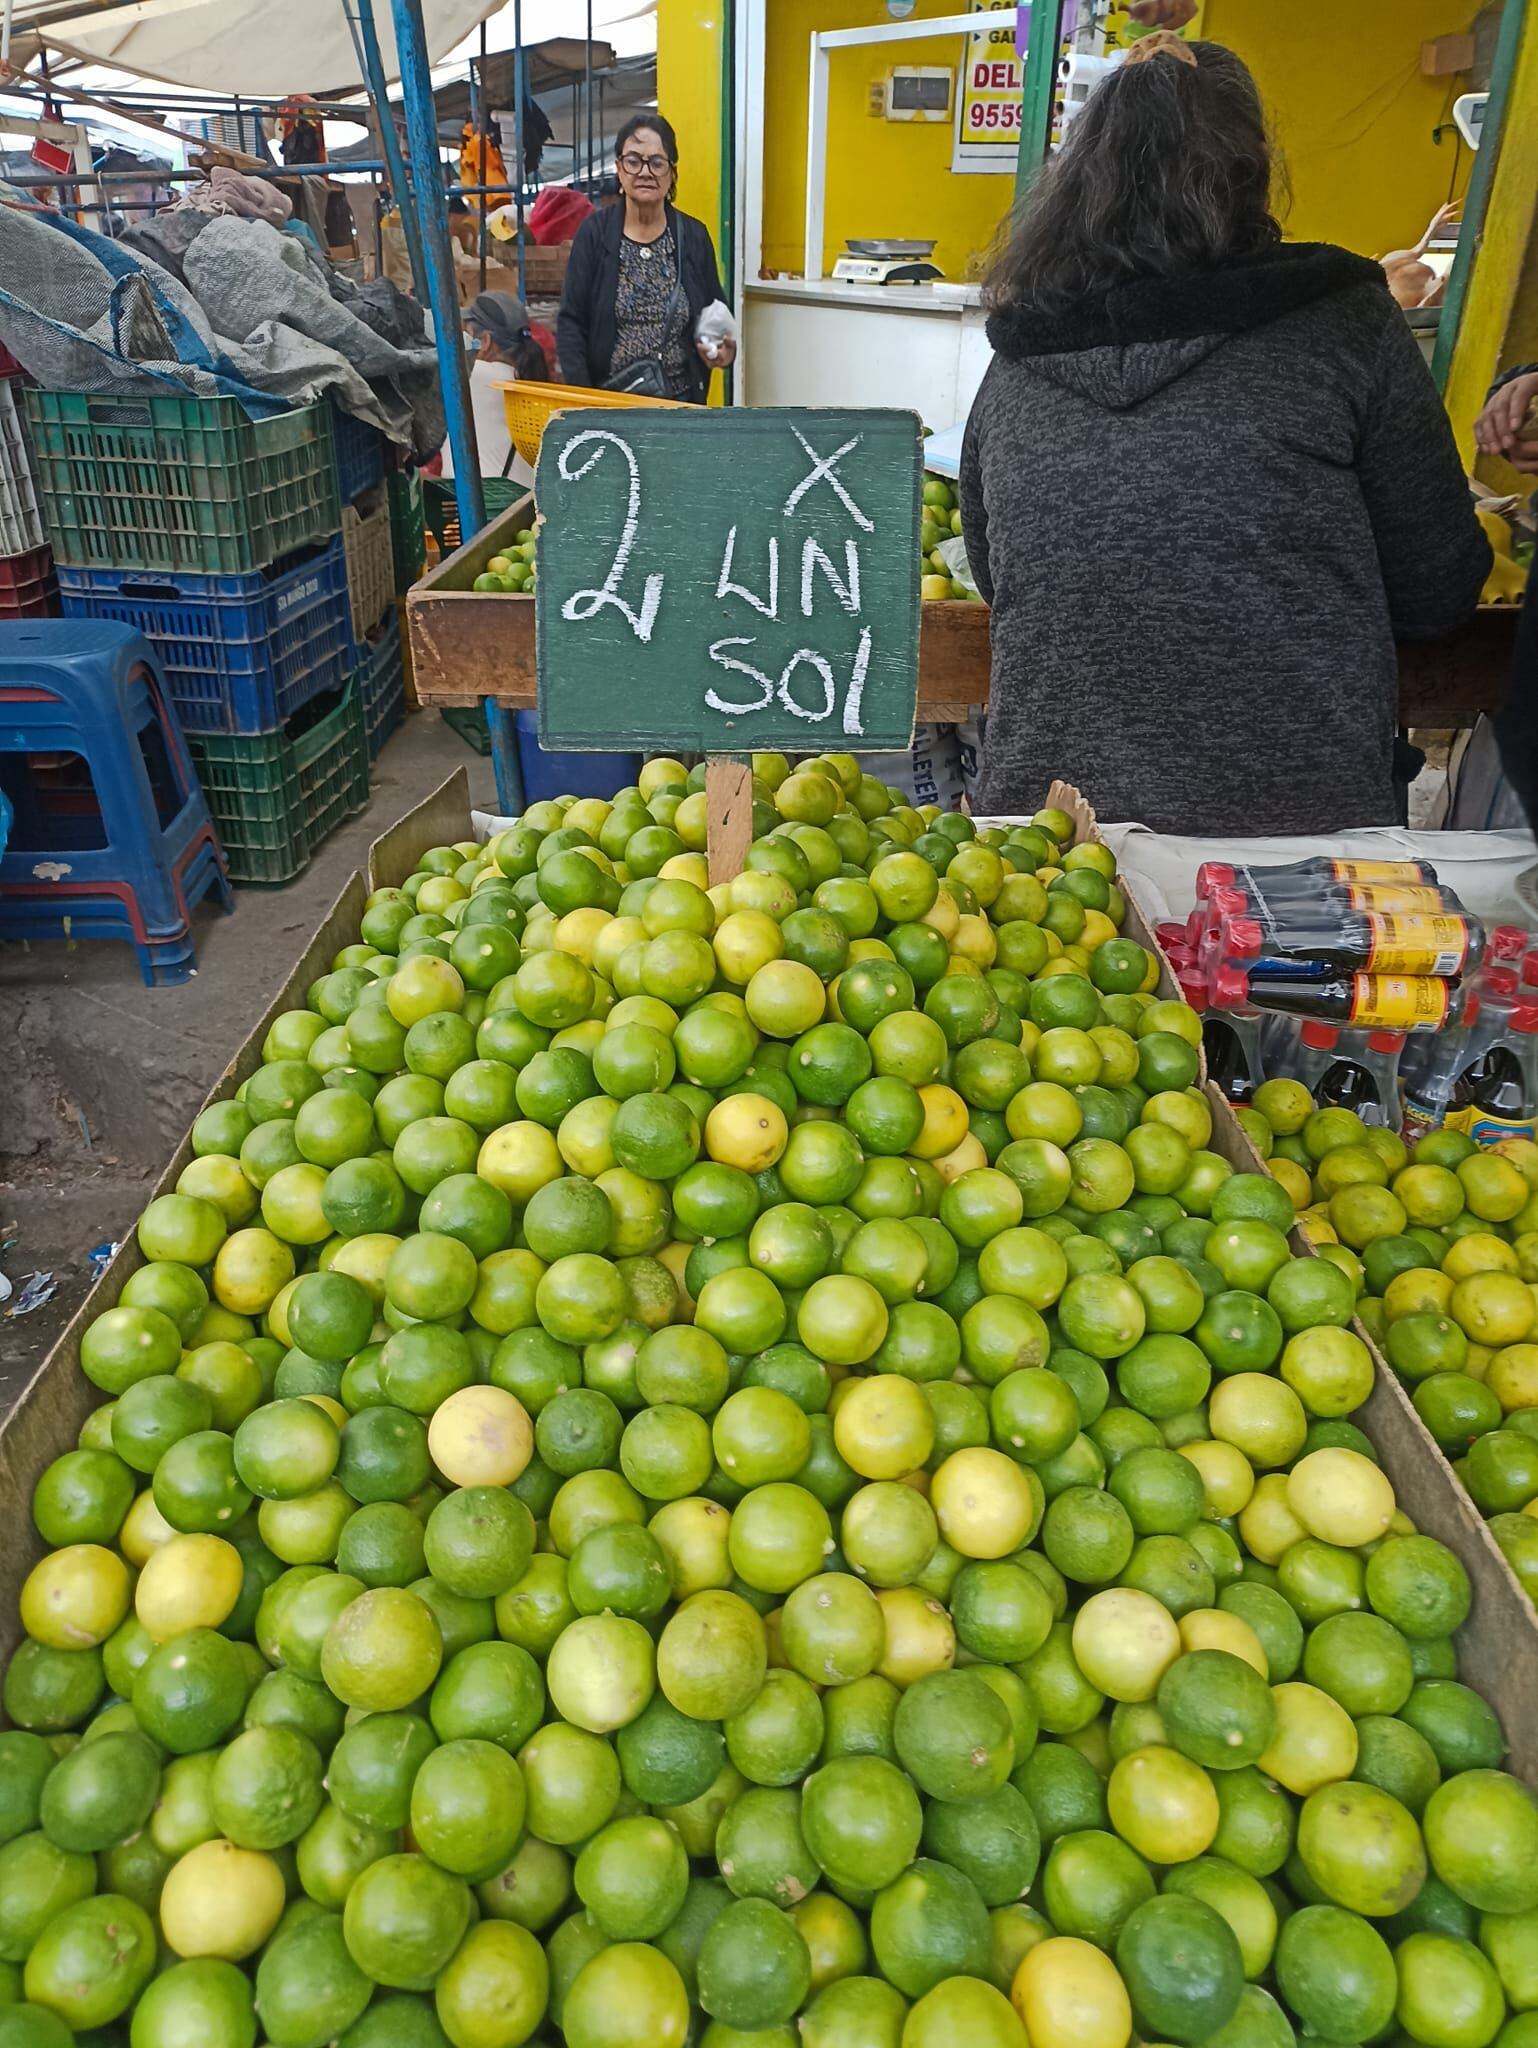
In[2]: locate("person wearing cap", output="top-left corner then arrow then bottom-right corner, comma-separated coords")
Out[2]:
557,111 -> 733,402
958,36 -> 1489,834
443,290 -> 552,486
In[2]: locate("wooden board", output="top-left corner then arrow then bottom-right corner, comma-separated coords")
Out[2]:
367,768 -> 473,892
407,546 -> 1515,731
1206,1080 -> 1538,1783
405,496 -> 539,713
532,408 -> 924,753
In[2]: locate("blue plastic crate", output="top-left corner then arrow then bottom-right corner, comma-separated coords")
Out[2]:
357,612 -> 405,761
331,402 -> 387,505
57,536 -> 353,737
515,712 -> 642,804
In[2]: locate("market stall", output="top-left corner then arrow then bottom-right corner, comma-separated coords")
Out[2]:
6,3 -> 1538,2046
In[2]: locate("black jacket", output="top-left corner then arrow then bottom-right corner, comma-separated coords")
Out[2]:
959,242 -> 1491,834
556,201 -> 725,403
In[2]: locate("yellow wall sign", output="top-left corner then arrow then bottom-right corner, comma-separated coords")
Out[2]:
952,0 -> 1023,175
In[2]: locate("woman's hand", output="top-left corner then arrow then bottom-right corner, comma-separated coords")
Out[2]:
1475,370 -> 1538,473
697,336 -> 737,370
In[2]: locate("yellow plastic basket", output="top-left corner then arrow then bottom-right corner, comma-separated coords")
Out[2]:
497,379 -> 683,468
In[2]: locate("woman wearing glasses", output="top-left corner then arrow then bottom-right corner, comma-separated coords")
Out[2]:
557,114 -> 735,402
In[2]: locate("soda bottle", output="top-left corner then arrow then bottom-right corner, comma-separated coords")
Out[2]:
1455,1004 -> 1538,1147
1212,905 -> 1483,981
1195,855 -> 1439,903
1401,992 -> 1488,1142
1316,1030 -> 1405,1128
1180,969 -> 1262,1103
1201,878 -> 1457,928
1209,966 -> 1454,1034
1292,1021 -> 1348,1095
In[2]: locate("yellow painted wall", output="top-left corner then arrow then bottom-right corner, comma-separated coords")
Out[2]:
729,0 -> 1477,282
762,0 -> 1015,281
1206,0 -> 1475,258
656,0 -> 725,253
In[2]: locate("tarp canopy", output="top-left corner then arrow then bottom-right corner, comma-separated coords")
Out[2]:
7,0 -> 503,97
7,0 -> 655,98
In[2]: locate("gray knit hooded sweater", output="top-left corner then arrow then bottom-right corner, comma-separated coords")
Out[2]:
957,243 -> 1491,833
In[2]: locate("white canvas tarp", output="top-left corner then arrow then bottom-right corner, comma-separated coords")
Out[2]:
30,0 -> 503,97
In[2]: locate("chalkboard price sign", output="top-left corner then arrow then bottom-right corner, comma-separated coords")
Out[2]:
534,407 -> 924,755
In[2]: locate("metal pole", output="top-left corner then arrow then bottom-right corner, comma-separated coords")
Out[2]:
385,0 -> 523,813
350,0 -> 428,294
1015,0 -> 1068,202
477,15 -> 488,293
511,0 -> 526,303
584,0 -> 594,193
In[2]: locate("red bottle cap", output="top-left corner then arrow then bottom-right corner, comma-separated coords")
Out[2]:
1491,924 -> 1528,960
1208,887 -> 1249,919
1300,1021 -> 1340,1050
1513,1006 -> 1538,1033
1177,970 -> 1209,1007
1224,916 -> 1264,959
1487,966 -> 1520,997
1210,965 -> 1248,1009
1196,862 -> 1235,897
1156,922 -> 1187,949
1366,1031 -> 1405,1054
1523,949 -> 1538,987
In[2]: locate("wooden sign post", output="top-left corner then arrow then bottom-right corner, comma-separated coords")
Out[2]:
533,408 -> 924,883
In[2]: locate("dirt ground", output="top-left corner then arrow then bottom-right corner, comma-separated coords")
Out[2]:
0,711 -> 496,1405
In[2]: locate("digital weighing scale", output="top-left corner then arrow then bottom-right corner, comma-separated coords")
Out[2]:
830,238 -> 945,285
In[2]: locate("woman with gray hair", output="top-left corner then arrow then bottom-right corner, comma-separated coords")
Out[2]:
443,290 -> 550,484
959,37 -> 1489,834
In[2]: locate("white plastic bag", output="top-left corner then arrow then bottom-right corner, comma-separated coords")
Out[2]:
858,725 -> 965,810
934,533 -> 978,598
695,299 -> 739,366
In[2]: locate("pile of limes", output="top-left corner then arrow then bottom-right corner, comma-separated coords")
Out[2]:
1237,1079 -> 1538,1605
473,528 -> 538,596
7,750 -> 1538,2048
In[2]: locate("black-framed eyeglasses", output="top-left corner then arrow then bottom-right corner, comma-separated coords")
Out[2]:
619,152 -> 671,175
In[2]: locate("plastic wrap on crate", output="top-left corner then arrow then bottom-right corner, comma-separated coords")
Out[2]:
0,380 -> 45,558
387,467 -> 426,591
357,612 -> 405,761
0,542 -> 58,619
342,485 -> 393,642
330,402 -> 387,505
56,536 -> 353,737
185,680 -> 369,885
24,389 -> 338,576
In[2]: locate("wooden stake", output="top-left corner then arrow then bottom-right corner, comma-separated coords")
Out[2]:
706,752 -> 755,887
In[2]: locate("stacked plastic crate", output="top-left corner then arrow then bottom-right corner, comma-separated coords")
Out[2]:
339,412 -> 407,764
35,387 -> 365,885
0,343 -> 56,620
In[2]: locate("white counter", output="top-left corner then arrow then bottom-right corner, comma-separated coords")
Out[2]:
742,278 -> 994,429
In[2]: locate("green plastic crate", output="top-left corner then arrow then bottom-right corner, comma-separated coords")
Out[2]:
423,477 -> 524,555
188,680 -> 369,885
388,467 -> 426,592
25,389 -> 339,575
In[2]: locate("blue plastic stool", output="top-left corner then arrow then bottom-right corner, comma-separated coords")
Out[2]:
0,620 -> 232,985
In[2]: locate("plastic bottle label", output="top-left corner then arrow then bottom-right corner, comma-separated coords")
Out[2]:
1347,975 -> 1451,1029
1458,1108 -> 1538,1149
1365,914 -> 1469,976
1329,859 -> 1428,884
1402,1095 -> 1446,1141
1345,885 -> 1444,913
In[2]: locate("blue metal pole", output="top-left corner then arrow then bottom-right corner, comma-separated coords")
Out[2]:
511,0 -> 527,304
383,0 -> 523,814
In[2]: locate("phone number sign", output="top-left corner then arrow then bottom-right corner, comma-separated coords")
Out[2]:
952,0 -> 1023,174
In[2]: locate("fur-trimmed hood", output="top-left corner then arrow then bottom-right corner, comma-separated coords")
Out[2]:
985,241 -> 1387,409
